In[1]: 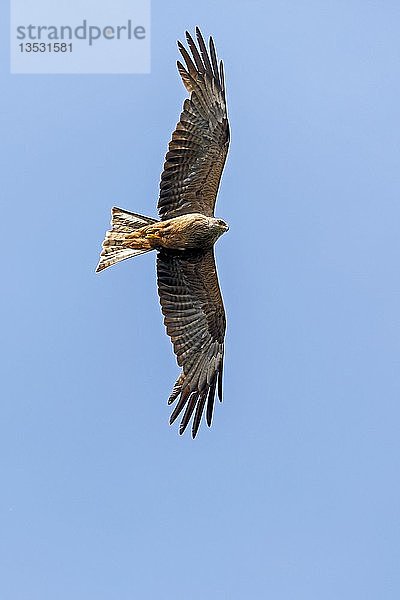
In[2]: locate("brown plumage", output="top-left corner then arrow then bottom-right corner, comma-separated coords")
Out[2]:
96,28 -> 230,438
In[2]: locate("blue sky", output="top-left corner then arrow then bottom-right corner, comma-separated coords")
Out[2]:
1,1 -> 400,598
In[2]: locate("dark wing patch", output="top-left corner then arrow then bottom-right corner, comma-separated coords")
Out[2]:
157,248 -> 226,437
158,28 -> 230,220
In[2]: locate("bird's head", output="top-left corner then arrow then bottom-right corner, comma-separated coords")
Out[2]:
212,217 -> 229,235
204,216 -> 229,245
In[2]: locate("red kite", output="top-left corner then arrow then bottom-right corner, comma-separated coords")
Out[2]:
96,28 -> 230,437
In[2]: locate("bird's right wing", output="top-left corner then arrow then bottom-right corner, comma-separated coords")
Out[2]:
157,28 -> 230,220
156,248 -> 226,438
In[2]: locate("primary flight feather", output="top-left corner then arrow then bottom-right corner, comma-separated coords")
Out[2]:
96,28 -> 230,438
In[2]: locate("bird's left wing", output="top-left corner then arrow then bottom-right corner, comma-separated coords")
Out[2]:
157,28 -> 230,220
157,248 -> 226,437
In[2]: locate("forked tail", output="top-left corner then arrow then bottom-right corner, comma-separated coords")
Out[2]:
96,207 -> 157,273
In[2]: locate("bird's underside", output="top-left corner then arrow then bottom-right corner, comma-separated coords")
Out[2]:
96,28 -> 230,438
102,212 -> 228,253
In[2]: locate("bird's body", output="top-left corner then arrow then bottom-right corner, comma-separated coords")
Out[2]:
111,213 -> 229,252
96,28 -> 230,438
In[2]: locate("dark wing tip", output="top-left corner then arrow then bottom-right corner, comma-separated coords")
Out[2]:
191,392 -> 207,438
217,357 -> 224,402
172,27 -> 228,125
185,30 -> 205,74
206,378 -> 217,427
167,375 -> 220,437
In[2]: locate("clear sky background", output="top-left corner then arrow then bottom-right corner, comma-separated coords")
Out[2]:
1,1 -> 400,598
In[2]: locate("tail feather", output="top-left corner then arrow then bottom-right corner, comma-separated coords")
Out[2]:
96,207 -> 157,273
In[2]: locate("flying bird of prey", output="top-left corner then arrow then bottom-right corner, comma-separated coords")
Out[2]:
96,28 -> 230,438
